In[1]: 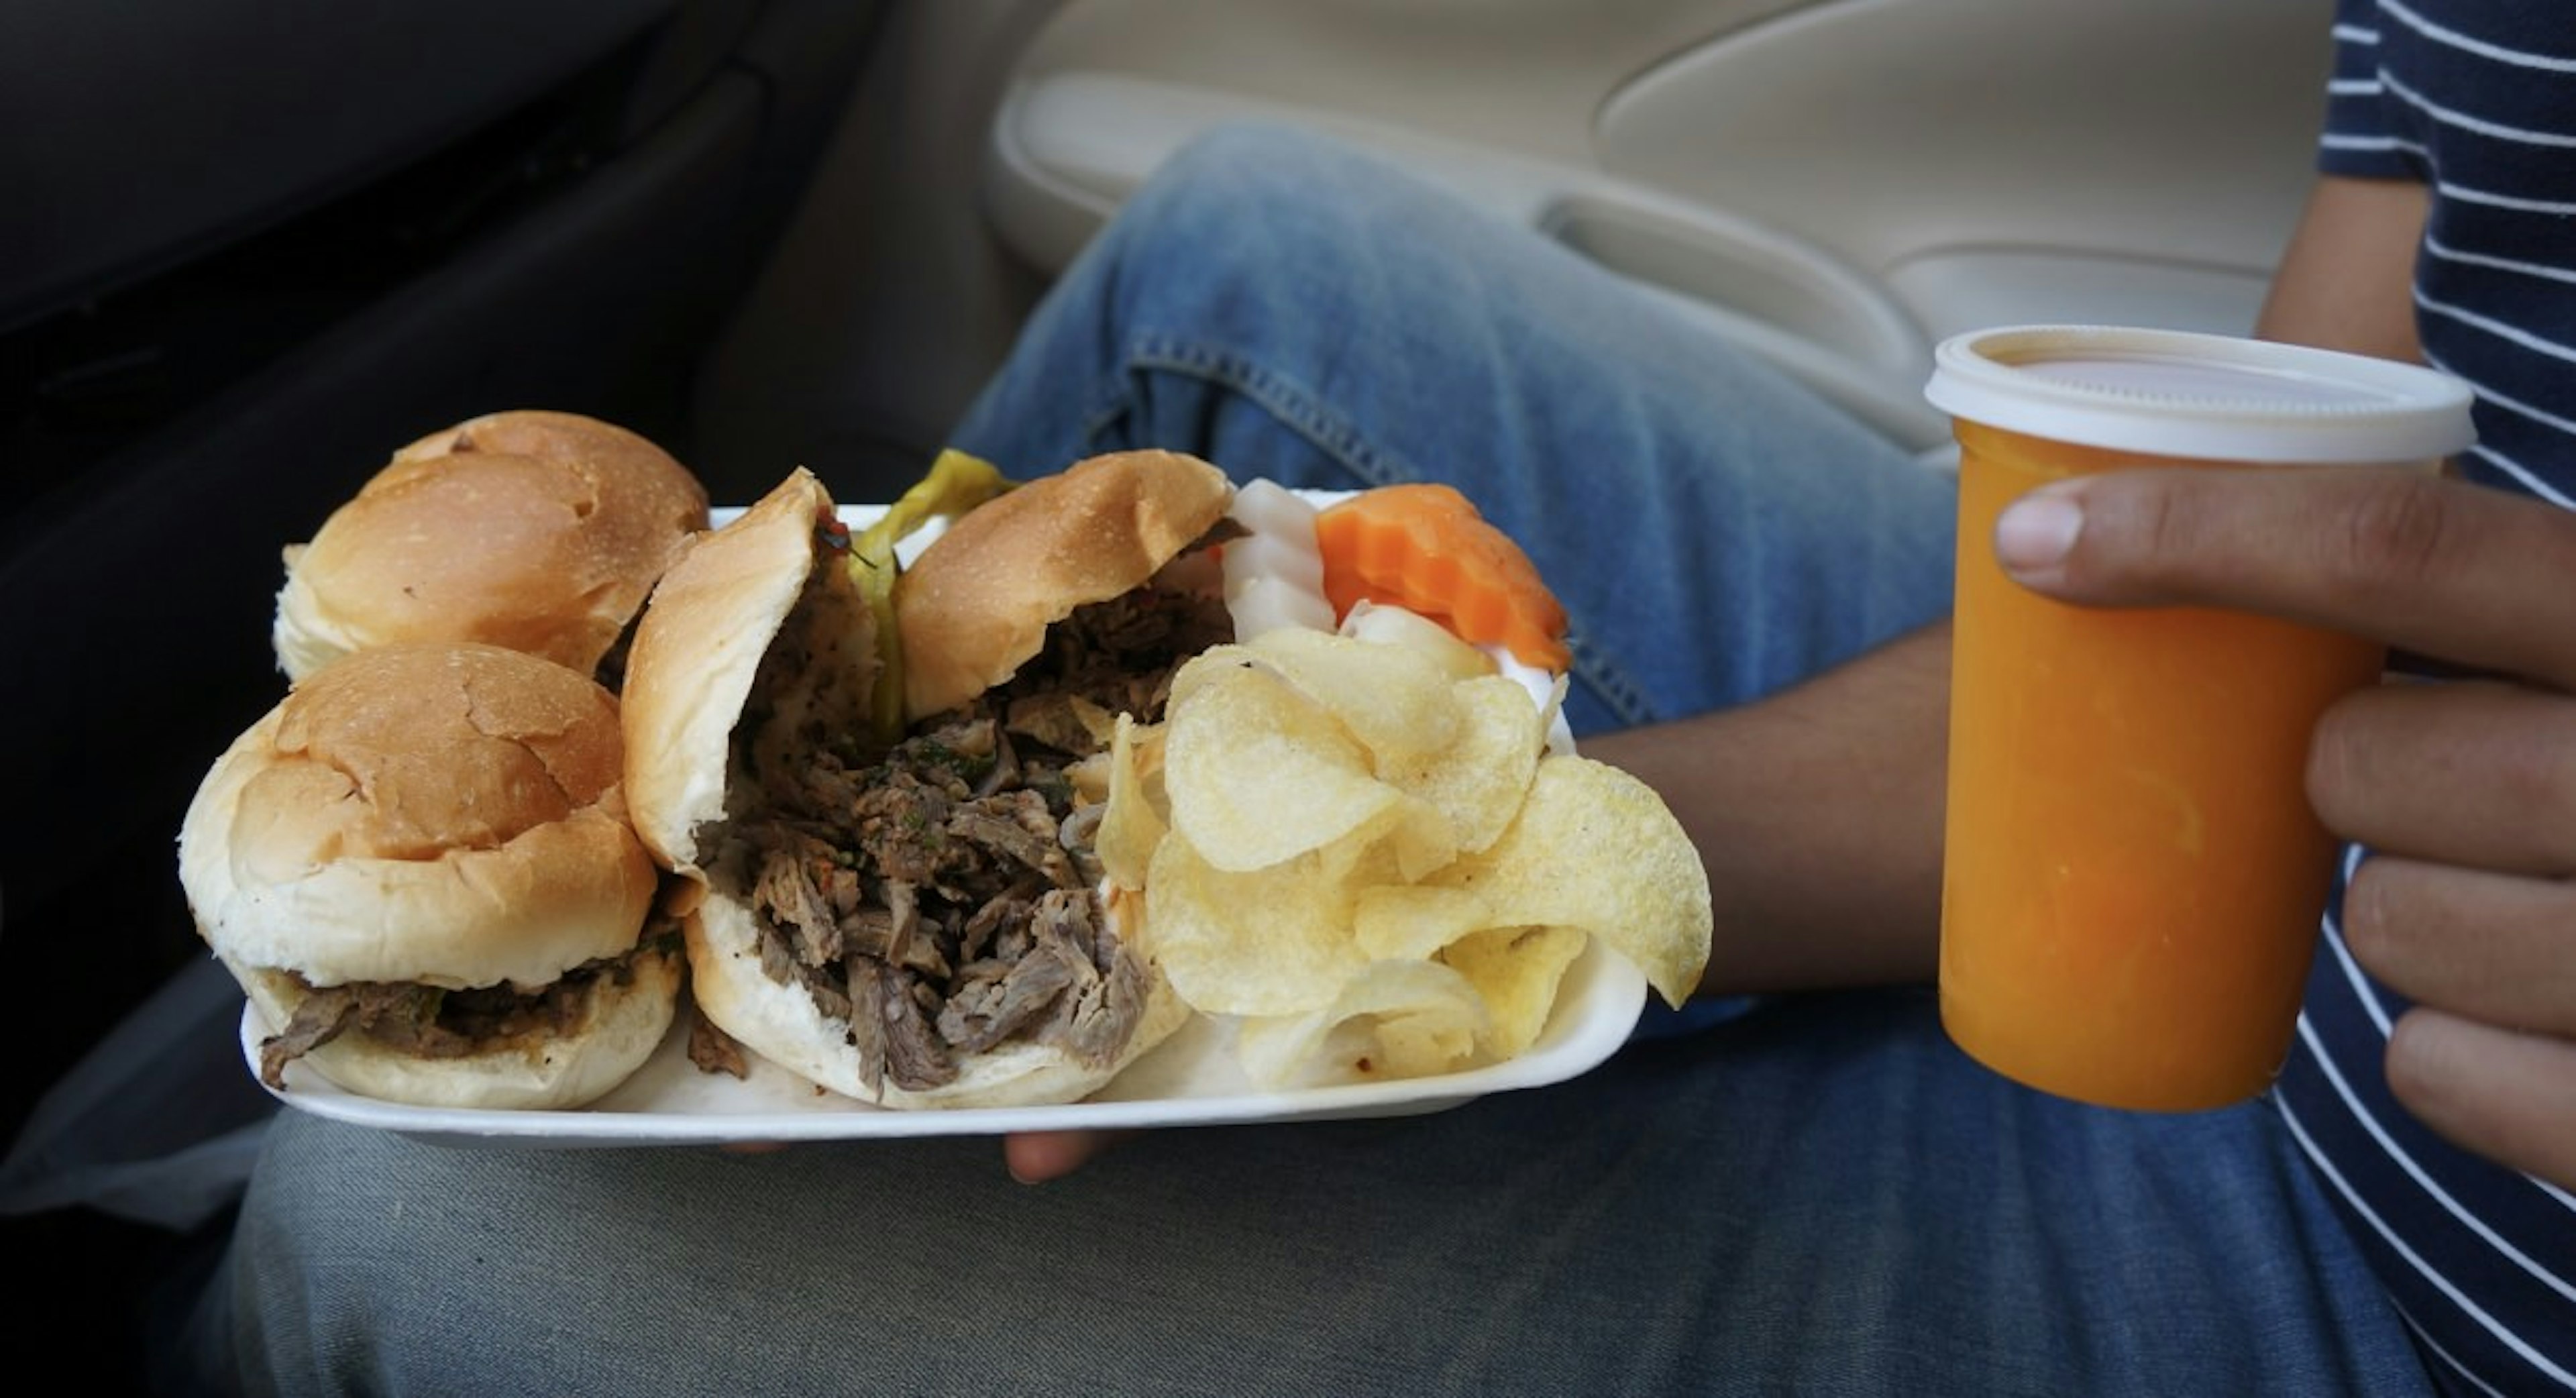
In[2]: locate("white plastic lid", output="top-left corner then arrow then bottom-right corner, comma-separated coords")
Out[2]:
1923,325 -> 2475,464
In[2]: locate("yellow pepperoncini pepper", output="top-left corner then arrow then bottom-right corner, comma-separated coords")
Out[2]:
847,449 -> 1014,743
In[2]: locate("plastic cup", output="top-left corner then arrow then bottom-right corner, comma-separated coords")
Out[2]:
1924,325 -> 2475,1112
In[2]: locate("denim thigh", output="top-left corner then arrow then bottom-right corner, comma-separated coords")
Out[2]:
193,994 -> 2426,1397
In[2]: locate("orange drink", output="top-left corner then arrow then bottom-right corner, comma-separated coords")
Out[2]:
1945,423 -> 2387,1110
1925,326 -> 2474,1112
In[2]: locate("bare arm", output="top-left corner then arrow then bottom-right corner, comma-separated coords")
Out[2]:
1584,627 -> 1951,994
2255,175 -> 2429,359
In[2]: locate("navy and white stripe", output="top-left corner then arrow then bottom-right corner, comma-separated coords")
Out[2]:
2314,0 -> 2576,502
2277,3 -> 2576,1392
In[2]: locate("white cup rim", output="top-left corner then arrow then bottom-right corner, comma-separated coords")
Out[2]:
1923,324 -> 2477,464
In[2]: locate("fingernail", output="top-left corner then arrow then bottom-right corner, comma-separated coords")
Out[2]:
1994,490 -> 2082,573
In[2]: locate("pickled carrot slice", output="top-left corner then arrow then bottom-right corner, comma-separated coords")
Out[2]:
1313,484 -> 1570,671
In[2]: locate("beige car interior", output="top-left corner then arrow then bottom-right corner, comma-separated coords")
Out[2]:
700,0 -> 2336,487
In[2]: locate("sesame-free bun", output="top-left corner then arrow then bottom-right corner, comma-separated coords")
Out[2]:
684,889 -> 1190,1110
226,949 -> 681,1112
618,465 -> 1191,1110
895,449 -> 1232,720
273,410 -> 710,682
178,641 -> 674,1109
619,467 -> 869,874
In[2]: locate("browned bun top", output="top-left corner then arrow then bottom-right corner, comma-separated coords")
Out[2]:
895,449 -> 1232,720
273,410 -> 710,682
616,462 -> 1204,1108
178,641 -> 659,991
619,468 -> 873,873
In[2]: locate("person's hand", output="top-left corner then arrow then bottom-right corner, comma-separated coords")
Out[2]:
1004,1129 -> 1132,1182
1992,464 -> 2576,1191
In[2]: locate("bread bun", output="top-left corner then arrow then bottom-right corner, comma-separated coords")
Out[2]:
896,449 -> 1231,720
684,889 -> 1190,1110
620,467 -> 869,873
226,949 -> 682,1112
621,464 -> 1197,1109
179,641 -> 675,1110
274,410 -> 710,682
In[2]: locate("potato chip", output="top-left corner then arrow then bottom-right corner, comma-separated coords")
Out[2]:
1352,883 -> 1491,962
1064,750 -> 1112,808
1442,925 -> 1588,1059
1096,714 -> 1166,892
1360,788 -> 1463,885
1233,959 -> 1489,1088
1136,598 -> 1713,1089
1164,657 -> 1403,871
1244,627 -> 1459,761
1338,600 -> 1495,681
1163,641 -> 1254,711
1374,674 -> 1547,855
1427,757 -> 1712,1007
1142,835 -> 1371,1016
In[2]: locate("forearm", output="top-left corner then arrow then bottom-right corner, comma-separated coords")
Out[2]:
1585,621 -> 1952,996
2255,176 -> 2428,360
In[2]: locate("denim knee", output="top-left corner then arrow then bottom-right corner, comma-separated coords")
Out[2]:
1094,122 -> 1422,317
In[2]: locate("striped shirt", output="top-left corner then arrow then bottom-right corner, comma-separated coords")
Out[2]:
2274,2 -> 2576,1392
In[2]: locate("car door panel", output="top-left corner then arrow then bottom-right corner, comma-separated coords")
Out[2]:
1592,0 -> 2330,341
0,0 -> 688,331
751,0 -> 2332,466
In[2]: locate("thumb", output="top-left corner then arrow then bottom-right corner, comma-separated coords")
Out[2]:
1986,465 -> 2576,690
1004,1128 -> 1136,1183
1988,466 -> 2452,607
1986,464 -> 2439,609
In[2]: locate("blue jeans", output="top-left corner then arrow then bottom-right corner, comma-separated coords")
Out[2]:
181,125 -> 2428,1397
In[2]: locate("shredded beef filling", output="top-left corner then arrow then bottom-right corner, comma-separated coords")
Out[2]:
717,580 -> 1230,1095
687,1009 -> 751,1080
257,927 -> 682,1089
